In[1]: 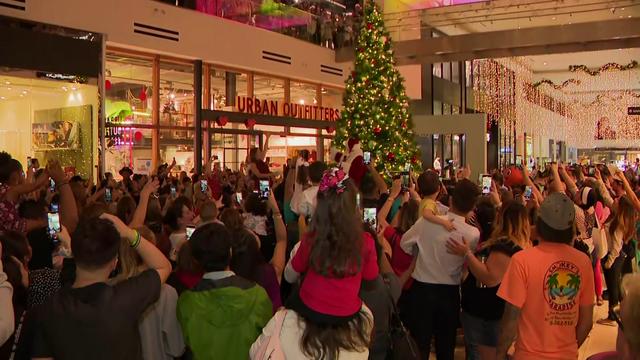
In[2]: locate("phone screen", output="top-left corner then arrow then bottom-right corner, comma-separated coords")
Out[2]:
401,171 -> 410,189
588,167 -> 596,176
200,180 -> 208,193
236,192 -> 243,203
363,207 -> 377,229
47,212 -> 61,240
404,163 -> 411,172
49,178 -> 56,193
363,151 -> 371,165
105,188 -> 112,203
482,176 -> 492,195
50,203 -> 59,213
186,226 -> 195,240
259,180 -> 270,199
356,193 -> 361,209
524,186 -> 532,200
171,186 -> 177,198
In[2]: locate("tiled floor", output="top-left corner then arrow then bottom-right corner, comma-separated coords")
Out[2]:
428,302 -> 618,360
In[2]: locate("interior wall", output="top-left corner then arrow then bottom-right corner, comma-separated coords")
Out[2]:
413,113 -> 487,181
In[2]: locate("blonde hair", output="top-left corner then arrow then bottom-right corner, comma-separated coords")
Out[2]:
485,201 -> 531,250
622,273 -> 640,356
109,226 -> 155,285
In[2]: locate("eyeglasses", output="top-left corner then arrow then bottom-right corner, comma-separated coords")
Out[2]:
612,309 -> 624,332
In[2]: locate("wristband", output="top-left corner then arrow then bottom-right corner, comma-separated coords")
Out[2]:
464,249 -> 473,259
56,181 -> 69,189
130,230 -> 141,249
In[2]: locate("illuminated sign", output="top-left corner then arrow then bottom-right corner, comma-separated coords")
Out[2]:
236,96 -> 340,121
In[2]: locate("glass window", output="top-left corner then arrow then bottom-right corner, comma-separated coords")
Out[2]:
321,87 -> 342,112
452,61 -> 460,84
0,71 -> 97,179
432,63 -> 442,78
159,61 -> 194,128
291,81 -> 318,117
105,53 -> 154,177
443,62 -> 451,81
209,68 -> 249,111
254,75 -> 284,111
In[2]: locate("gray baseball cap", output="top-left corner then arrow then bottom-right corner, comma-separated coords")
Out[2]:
539,192 -> 575,231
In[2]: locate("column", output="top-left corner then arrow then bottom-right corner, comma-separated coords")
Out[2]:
152,56 -> 160,171
194,60 -> 203,174
203,65 -> 211,163
316,85 -> 324,161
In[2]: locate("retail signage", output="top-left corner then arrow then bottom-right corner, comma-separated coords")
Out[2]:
36,72 -> 88,83
236,96 -> 340,121
628,107 -> 640,115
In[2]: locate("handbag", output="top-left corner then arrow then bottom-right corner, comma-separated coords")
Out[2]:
253,309 -> 287,360
384,279 -> 421,360
593,215 -> 608,260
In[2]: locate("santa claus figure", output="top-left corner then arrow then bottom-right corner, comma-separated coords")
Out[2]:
343,138 -> 367,187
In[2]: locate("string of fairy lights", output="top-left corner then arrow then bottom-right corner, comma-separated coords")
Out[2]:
473,58 -> 640,150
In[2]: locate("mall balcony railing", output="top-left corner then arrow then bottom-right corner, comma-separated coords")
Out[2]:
155,0 -> 363,49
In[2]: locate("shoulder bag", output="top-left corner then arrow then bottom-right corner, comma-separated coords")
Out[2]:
253,309 -> 287,360
384,279 -> 420,360
593,215 -> 608,260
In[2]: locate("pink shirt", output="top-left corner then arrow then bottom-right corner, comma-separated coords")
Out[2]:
291,232 -> 379,316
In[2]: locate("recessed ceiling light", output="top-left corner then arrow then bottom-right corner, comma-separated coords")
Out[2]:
0,96 -> 5,100
71,86 -> 77,91
6,87 -> 11,91
3,81 -> 9,85
21,90 -> 27,94
62,86 -> 68,91
19,94 -> 24,97
552,17 -> 556,20
543,62 -> 548,65
628,15 -> 632,18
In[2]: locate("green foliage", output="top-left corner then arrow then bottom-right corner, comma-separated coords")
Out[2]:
334,1 -> 420,176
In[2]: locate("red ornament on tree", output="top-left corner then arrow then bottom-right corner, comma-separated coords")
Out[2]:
244,118 -> 256,129
411,155 -> 418,164
351,71 -> 357,79
373,126 -> 382,135
401,122 -> 407,129
139,87 -> 147,102
387,152 -> 395,162
325,126 -> 335,134
216,116 -> 228,127
134,131 -> 143,143
105,79 -> 112,91
367,23 -> 373,30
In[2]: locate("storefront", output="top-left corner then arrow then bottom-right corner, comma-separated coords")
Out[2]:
0,16 -> 343,182
104,49 -> 343,177
0,17 -> 102,180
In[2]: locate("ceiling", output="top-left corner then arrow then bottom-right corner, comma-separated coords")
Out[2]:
385,0 -> 640,37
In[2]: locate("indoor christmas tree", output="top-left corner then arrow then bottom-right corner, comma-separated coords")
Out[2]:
334,0 -> 420,177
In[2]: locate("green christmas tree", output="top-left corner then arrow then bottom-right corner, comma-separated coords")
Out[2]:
334,1 -> 420,176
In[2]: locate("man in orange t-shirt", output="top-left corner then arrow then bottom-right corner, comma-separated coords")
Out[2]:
497,192 -> 595,360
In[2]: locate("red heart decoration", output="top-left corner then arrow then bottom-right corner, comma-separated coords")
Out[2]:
325,126 -> 335,134
139,87 -> 147,102
134,131 -> 143,142
105,79 -> 112,91
216,116 -> 228,127
245,118 -> 256,129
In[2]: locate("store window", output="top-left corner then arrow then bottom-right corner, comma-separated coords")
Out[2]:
105,53 -> 154,177
254,75 -> 285,105
208,67 -> 249,110
0,71 -> 97,178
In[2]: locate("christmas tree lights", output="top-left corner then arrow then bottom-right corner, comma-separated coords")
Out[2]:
334,1 -> 420,176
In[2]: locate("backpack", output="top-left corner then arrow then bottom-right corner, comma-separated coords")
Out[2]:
253,310 -> 287,360
593,216 -> 608,260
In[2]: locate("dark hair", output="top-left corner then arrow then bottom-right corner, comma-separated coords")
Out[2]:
219,208 -> 245,233
309,162 -> 327,183
19,199 -> 47,220
451,179 -> 480,213
475,198 -> 497,243
0,231 -> 30,306
244,192 -> 267,216
417,170 -> 440,197
249,148 -> 260,163
0,152 -> 22,183
578,187 -> 597,210
296,164 -> 310,188
189,223 -> 232,272
175,241 -> 202,273
300,309 -> 372,359
397,199 -> 420,234
309,178 -> 362,277
164,196 -> 192,231
609,196 -> 636,243
70,175 -> 84,184
536,218 -> 574,244
229,228 -> 266,283
116,196 -> 137,225
71,218 -> 121,269
492,172 -> 504,187
359,172 -> 376,197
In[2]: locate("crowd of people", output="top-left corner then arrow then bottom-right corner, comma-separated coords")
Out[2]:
0,139 -> 639,360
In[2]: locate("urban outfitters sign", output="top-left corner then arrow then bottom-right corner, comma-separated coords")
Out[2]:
236,96 -> 340,121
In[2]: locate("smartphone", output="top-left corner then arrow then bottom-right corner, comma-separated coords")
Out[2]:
105,188 -> 112,203
363,151 -> 371,165
47,212 -> 61,242
524,185 -> 532,200
404,163 -> 411,172
481,175 -> 492,195
50,203 -> 59,213
200,179 -> 208,193
259,180 -> 270,199
588,166 -> 596,176
236,192 -> 243,203
49,178 -> 56,193
401,171 -> 410,190
363,207 -> 377,229
186,225 -> 195,240
356,192 -> 361,209
27,156 -> 31,169
170,185 -> 177,198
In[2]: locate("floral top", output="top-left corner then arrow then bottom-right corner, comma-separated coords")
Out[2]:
0,183 -> 26,234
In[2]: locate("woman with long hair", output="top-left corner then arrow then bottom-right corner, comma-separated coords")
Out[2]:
255,168 -> 376,359
601,196 -> 636,323
447,201 -> 531,360
163,196 -> 195,262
